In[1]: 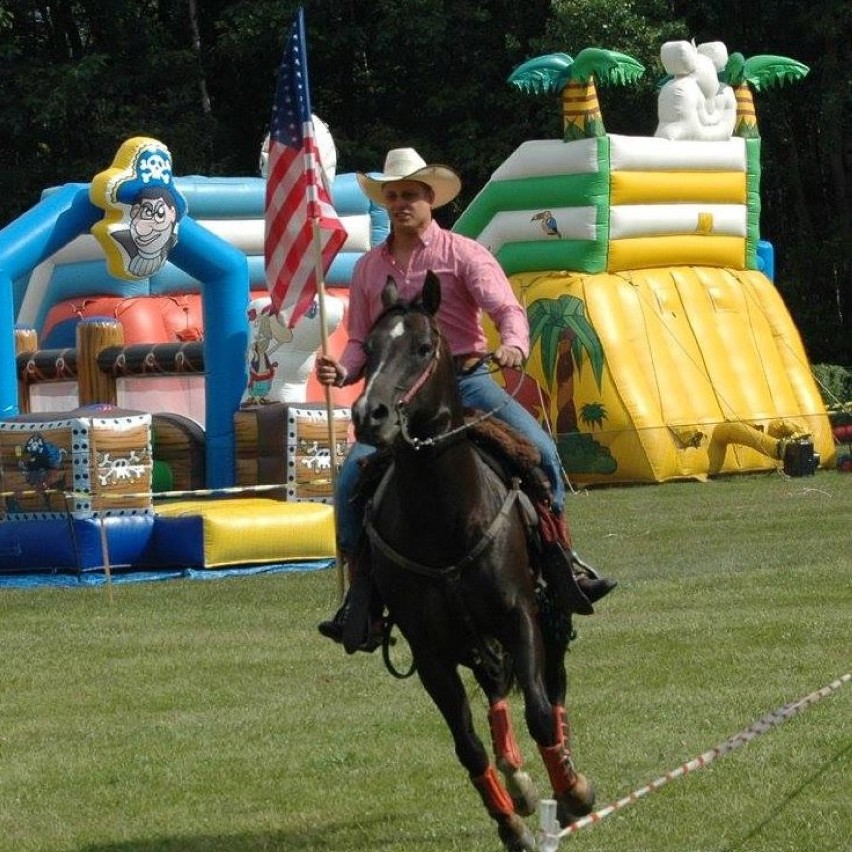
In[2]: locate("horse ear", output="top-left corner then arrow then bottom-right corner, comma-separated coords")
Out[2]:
422,271 -> 441,315
381,277 -> 400,309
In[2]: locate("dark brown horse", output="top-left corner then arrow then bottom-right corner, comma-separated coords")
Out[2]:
351,272 -> 595,850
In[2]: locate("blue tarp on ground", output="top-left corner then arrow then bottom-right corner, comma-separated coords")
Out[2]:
0,559 -> 334,589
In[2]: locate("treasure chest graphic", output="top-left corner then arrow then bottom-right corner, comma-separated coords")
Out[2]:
0,407 -> 153,520
234,403 -> 350,503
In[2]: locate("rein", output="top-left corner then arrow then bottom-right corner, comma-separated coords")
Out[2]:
396,349 -> 528,452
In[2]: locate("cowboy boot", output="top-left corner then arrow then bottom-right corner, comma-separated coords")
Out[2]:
571,550 -> 617,605
317,593 -> 350,643
542,541 -> 594,614
317,585 -> 385,653
317,553 -> 385,653
556,510 -> 617,608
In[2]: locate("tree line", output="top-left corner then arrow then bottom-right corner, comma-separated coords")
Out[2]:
0,0 -> 847,365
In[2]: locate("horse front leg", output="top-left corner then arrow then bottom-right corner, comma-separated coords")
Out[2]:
471,660 -> 539,819
486,699 -> 538,817
414,649 -> 536,852
510,607 -> 596,827
537,704 -> 595,827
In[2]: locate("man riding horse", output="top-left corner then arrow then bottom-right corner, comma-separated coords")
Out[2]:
316,148 -> 616,650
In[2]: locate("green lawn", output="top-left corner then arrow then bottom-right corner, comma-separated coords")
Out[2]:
0,470 -> 849,852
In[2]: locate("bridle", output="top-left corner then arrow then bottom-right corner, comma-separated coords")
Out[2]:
394,340 -> 526,451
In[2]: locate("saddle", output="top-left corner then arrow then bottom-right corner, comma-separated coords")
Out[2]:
354,412 -> 546,529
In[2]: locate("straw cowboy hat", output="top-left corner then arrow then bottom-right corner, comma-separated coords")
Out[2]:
356,148 -> 461,209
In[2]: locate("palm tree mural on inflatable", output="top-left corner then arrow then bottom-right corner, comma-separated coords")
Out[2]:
508,48 -> 645,140
527,294 -> 616,475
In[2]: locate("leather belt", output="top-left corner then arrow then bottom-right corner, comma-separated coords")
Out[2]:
453,353 -> 486,373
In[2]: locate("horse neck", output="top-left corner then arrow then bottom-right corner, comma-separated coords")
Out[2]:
392,435 -> 484,532
393,355 -> 484,520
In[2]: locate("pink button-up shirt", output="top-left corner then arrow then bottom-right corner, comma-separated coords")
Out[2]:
339,220 -> 529,382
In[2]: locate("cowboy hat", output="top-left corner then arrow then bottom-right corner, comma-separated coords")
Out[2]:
356,148 -> 461,209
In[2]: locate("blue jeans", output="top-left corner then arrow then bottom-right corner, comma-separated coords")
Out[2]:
335,365 -> 565,553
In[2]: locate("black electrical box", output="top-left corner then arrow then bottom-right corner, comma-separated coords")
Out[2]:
783,439 -> 820,477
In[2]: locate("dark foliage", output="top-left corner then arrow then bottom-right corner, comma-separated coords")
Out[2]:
0,0 -> 847,363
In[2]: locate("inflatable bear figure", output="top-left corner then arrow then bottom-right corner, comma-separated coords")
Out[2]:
655,40 -> 736,141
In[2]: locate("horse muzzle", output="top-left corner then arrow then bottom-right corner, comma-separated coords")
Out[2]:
352,394 -> 401,448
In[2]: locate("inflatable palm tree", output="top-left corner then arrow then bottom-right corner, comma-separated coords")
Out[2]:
722,53 -> 809,138
508,48 -> 645,141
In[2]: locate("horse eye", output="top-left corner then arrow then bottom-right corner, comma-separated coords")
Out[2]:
418,342 -> 432,357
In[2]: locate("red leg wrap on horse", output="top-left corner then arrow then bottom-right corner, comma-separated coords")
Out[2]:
488,700 -> 524,771
538,705 -> 577,797
471,765 -> 516,818
538,741 -> 578,798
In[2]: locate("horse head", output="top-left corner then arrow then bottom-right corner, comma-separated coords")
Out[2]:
352,271 -> 460,449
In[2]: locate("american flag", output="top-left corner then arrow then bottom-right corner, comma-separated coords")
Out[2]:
265,6 -> 346,327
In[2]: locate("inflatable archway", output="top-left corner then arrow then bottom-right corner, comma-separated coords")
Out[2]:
0,182 -> 248,488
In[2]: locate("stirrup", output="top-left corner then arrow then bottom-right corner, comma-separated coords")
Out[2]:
318,603 -> 385,653
570,550 -> 617,605
570,551 -> 601,579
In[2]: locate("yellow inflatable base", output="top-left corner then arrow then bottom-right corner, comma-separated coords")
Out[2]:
156,498 -> 335,567
508,266 -> 835,485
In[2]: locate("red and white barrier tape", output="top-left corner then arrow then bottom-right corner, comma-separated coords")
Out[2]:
539,672 -> 851,849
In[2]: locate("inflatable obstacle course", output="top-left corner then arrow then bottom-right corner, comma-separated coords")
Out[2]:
0,125 -> 383,576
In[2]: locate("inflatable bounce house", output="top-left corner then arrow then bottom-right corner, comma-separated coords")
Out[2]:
0,39 -> 836,579
455,41 -> 833,484
0,119 -> 388,578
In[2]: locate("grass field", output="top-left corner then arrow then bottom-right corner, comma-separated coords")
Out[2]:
0,470 -> 849,852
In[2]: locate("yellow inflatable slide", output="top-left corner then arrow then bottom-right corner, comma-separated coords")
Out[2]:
456,48 -> 832,483
513,266 -> 832,485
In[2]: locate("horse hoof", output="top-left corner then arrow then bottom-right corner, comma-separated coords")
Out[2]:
497,813 -> 537,851
556,772 -> 595,826
501,767 -> 538,817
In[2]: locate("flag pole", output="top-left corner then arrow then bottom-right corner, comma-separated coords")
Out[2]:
312,218 -> 346,603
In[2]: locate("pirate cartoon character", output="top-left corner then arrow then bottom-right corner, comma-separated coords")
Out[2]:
110,185 -> 181,277
90,138 -> 188,281
17,433 -> 67,509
